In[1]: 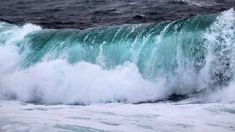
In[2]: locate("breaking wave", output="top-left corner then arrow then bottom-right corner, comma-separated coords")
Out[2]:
0,9 -> 234,105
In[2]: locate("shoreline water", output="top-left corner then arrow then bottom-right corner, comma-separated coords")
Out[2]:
1,100 -> 235,132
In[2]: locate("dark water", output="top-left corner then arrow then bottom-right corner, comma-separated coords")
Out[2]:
0,0 -> 234,29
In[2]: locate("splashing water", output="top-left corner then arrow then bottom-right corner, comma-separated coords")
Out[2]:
0,9 -> 234,105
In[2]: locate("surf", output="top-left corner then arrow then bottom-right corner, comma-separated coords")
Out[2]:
0,9 -> 234,105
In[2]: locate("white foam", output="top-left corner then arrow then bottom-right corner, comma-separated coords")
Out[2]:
0,100 -> 235,132
200,9 -> 235,102
0,60 -> 168,104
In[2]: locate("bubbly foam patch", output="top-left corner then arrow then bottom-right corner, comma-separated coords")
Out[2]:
1,60 -> 168,104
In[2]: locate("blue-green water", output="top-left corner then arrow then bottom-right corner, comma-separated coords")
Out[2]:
0,9 -> 234,104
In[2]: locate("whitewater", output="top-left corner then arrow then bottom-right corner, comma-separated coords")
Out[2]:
0,9 -> 235,132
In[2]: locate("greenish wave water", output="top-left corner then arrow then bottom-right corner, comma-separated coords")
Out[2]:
0,9 -> 234,104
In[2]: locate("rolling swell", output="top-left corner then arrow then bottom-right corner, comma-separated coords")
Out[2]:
0,9 -> 234,105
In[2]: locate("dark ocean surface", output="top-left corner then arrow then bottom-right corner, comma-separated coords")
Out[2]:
0,0 -> 234,29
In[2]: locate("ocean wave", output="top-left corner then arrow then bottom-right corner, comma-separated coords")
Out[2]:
0,9 -> 234,105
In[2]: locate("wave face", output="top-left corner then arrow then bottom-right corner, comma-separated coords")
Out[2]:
0,9 -> 234,105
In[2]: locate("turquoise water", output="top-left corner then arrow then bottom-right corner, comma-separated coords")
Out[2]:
0,9 -> 234,104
